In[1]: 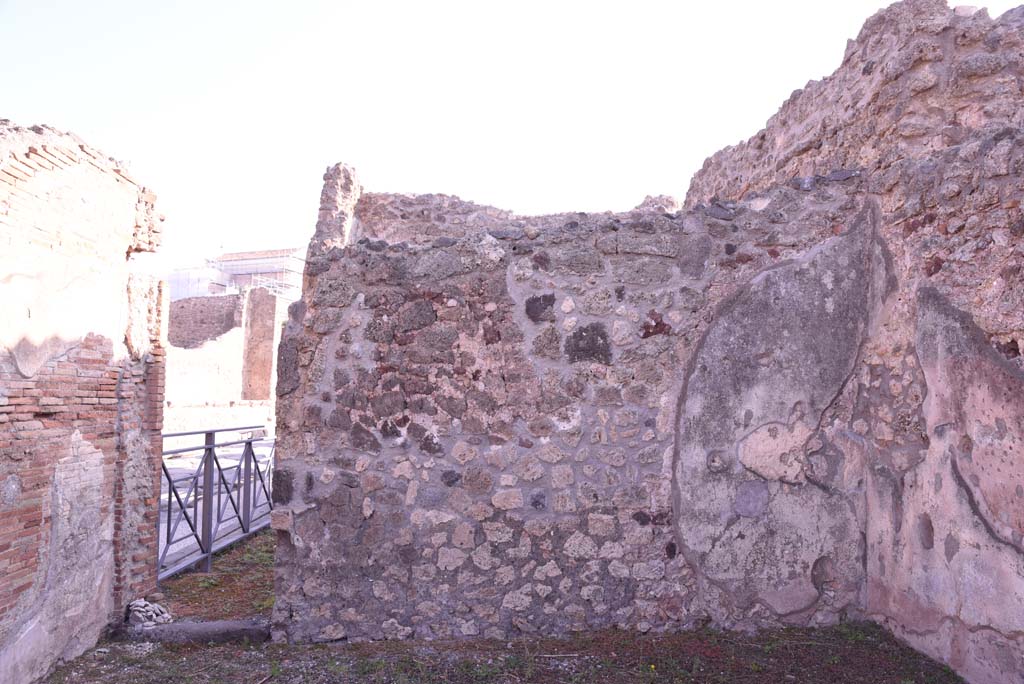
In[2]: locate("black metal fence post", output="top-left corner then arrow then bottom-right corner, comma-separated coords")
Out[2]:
242,439 -> 253,533
200,430 -> 215,572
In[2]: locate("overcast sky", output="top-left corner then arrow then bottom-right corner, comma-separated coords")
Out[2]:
1,1 -> 1018,267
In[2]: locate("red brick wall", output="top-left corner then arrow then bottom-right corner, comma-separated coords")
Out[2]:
0,332 -> 166,618
111,296 -> 166,612
0,122 -> 165,683
241,288 -> 279,400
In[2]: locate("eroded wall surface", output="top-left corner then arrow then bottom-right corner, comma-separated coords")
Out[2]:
273,161 -> 882,643
0,121 -> 164,684
274,3 -> 1024,683
686,2 -> 1024,682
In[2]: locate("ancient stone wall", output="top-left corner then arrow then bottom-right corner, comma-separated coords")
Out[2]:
0,121 -> 164,684
273,162 -> 880,643
353,192 -> 515,244
168,294 -> 244,349
165,288 -> 284,434
686,2 -> 1024,682
273,3 -> 1023,683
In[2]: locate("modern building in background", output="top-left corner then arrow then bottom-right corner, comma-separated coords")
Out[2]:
163,248 -> 304,435
168,248 -> 304,302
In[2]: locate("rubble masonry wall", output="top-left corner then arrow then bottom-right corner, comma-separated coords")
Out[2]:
272,3 -> 1024,684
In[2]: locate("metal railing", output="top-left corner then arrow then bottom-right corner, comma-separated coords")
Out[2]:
158,425 -> 275,580
250,273 -> 301,300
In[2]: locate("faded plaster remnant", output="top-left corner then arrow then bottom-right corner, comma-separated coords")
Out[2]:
673,199 -> 882,627
737,421 -> 813,484
916,287 -> 1024,555
685,1 -> 1024,679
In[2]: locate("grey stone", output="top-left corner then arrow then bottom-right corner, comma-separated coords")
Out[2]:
565,323 -> 611,365
525,294 -> 556,323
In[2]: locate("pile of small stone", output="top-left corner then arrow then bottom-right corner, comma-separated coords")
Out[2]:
125,598 -> 172,629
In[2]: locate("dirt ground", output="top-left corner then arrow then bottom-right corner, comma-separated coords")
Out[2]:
159,529 -> 276,620
46,532 -> 964,684
45,622 -> 963,684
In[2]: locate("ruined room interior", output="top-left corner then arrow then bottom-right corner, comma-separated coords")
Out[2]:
1,1 -> 1023,683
